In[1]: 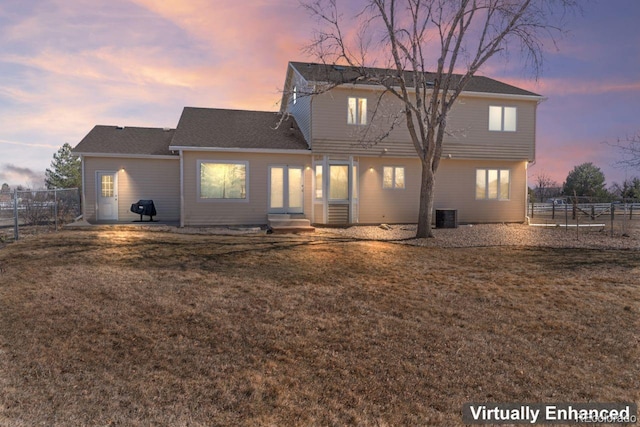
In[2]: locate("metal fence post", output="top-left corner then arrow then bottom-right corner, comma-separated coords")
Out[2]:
530,199 -> 534,218
13,189 -> 19,241
610,203 -> 615,237
54,188 -> 58,231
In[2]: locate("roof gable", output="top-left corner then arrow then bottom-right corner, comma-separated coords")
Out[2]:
170,107 -> 309,151
289,61 -> 541,97
73,126 -> 176,156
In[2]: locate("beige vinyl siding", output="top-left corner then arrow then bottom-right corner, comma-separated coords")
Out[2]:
433,159 -> 528,223
356,157 -> 527,224
182,151 -> 312,226
312,88 -> 415,157
311,87 -> 537,160
358,158 -> 422,224
313,203 -> 324,223
83,157 -> 180,222
442,97 -> 536,160
286,71 -> 313,146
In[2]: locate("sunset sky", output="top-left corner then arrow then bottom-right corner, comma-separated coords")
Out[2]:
1,0 -> 639,189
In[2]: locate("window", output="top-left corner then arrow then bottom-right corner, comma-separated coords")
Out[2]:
199,161 -> 247,200
476,169 -> 510,200
383,166 -> 405,189
292,86 -> 297,105
347,97 -> 367,125
315,165 -> 323,199
101,175 -> 113,197
329,165 -> 349,200
489,106 -> 517,131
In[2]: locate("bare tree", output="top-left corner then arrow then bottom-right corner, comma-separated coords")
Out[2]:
533,171 -> 558,202
607,132 -> 640,171
302,0 -> 577,237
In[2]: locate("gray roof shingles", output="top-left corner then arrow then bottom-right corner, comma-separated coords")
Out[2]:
289,61 -> 541,97
73,108 -> 309,156
170,107 -> 309,151
73,126 -> 177,156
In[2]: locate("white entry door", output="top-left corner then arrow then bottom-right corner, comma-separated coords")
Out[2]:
269,166 -> 303,214
97,171 -> 118,221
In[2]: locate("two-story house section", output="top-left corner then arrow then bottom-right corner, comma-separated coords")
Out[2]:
74,60 -> 543,228
282,61 -> 544,225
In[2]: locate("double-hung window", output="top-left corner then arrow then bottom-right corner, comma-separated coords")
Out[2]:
383,166 -> 405,189
489,106 -> 517,132
476,168 -> 510,200
347,97 -> 367,125
199,161 -> 248,200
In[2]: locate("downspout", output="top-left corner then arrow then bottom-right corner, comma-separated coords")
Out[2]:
526,97 -> 545,224
179,150 -> 184,228
80,155 -> 86,220
309,92 -> 313,149
348,155 -> 354,223
525,160 -> 531,224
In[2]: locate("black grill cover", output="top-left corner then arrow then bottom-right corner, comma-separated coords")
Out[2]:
130,200 -> 157,217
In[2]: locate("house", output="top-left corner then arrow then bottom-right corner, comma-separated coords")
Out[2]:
73,61 -> 543,228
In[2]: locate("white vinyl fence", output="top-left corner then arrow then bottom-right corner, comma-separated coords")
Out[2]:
527,199 -> 640,236
0,188 -> 81,241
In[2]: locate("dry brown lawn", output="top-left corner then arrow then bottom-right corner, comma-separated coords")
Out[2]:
0,228 -> 638,426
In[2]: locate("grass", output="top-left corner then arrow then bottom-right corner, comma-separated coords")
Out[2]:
0,228 -> 638,426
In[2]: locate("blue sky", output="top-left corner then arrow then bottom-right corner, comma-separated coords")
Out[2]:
0,0 -> 639,189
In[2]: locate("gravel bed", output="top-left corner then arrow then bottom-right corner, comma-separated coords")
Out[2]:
316,223 -> 640,249
58,220 -> 640,250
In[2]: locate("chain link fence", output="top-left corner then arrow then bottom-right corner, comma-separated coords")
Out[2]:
0,188 -> 81,242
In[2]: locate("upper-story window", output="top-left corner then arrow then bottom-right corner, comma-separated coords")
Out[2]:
292,86 -> 297,105
347,97 -> 367,125
489,106 -> 517,132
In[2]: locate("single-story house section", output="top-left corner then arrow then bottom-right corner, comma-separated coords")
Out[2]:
74,108 -> 312,226
73,126 -> 180,223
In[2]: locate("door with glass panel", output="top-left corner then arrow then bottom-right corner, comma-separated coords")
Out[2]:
269,166 -> 303,213
327,164 -> 351,224
96,171 -> 118,221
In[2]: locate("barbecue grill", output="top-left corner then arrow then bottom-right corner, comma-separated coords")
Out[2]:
130,200 -> 157,222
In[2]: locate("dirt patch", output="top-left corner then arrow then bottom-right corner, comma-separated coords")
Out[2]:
0,228 -> 638,426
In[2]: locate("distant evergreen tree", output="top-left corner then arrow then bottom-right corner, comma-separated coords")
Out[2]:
45,143 -> 81,190
610,177 -> 640,200
563,162 -> 607,200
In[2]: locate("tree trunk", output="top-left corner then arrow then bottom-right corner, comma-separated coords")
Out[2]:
416,160 -> 436,238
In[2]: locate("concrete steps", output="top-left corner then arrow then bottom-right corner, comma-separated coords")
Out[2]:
267,214 -> 315,234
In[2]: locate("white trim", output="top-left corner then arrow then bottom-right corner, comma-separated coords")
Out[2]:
349,156 -> 359,223
310,81 -> 545,102
170,146 -> 310,155
75,153 -> 179,160
461,91 -> 545,102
